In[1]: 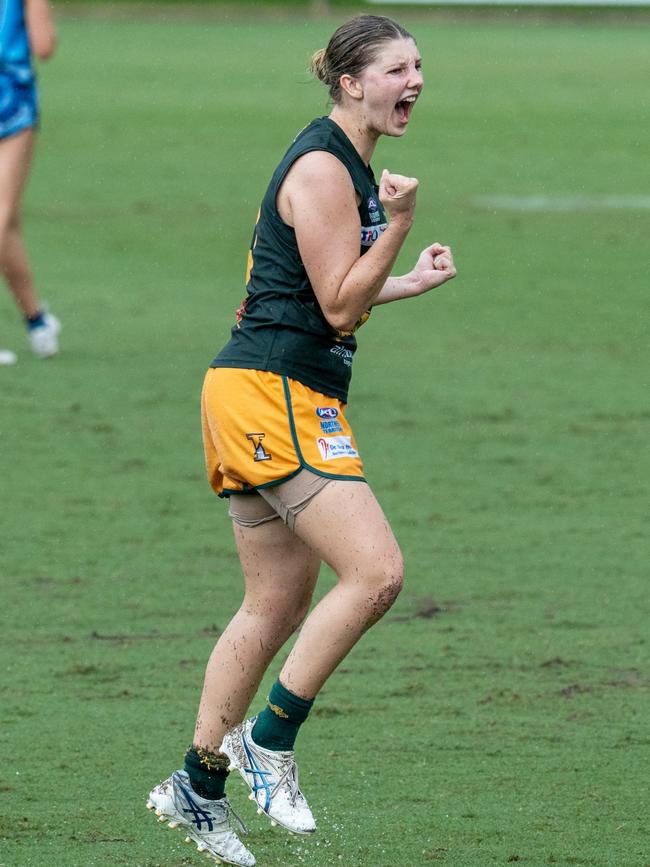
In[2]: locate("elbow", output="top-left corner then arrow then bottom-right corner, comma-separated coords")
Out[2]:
35,45 -> 54,60
324,309 -> 359,334
30,28 -> 57,60
36,37 -> 57,60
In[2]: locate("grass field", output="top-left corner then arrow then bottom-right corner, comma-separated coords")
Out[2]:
1,11 -> 649,867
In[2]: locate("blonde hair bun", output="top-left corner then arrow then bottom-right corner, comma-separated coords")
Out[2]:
309,48 -> 328,83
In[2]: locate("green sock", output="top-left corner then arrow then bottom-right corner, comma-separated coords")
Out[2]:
184,746 -> 229,800
251,679 -> 314,752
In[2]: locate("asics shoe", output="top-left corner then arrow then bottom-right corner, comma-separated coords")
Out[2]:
28,312 -> 60,358
146,770 -> 256,866
220,718 -> 316,835
0,349 -> 17,365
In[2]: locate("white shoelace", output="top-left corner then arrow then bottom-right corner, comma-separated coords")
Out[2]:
221,798 -> 249,836
270,756 -> 300,805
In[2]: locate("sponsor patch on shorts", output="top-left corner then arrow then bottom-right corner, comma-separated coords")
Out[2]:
316,407 -> 339,419
320,419 -> 343,434
316,435 -> 359,461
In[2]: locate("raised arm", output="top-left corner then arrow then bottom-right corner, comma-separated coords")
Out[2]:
277,151 -> 417,333
25,0 -> 57,61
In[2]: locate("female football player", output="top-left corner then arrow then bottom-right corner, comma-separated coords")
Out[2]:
0,0 -> 60,364
148,15 -> 456,866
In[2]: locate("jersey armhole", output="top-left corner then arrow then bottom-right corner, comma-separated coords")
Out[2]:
271,146 -> 363,229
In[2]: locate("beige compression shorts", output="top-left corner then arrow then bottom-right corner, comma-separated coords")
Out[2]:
228,468 -> 339,531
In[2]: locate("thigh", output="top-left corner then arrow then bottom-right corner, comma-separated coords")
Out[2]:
290,479 -> 402,580
233,516 -> 321,616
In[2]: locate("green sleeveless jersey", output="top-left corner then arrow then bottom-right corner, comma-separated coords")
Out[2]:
211,117 -> 388,402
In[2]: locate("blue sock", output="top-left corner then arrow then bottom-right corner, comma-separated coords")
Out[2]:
26,311 -> 45,330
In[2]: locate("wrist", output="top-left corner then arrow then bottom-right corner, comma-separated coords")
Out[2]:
387,213 -> 414,233
400,270 -> 424,298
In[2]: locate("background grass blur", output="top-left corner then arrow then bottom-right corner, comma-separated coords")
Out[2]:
1,11 -> 649,867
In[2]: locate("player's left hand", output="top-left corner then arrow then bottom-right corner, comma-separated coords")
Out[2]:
411,242 -> 457,293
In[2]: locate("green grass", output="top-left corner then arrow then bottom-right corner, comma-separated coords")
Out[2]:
1,14 -> 649,867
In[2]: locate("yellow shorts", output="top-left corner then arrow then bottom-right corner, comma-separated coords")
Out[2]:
201,368 -> 365,496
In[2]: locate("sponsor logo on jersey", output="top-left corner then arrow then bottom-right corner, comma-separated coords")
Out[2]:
316,436 -> 359,461
360,223 -> 388,247
367,197 -> 382,224
316,407 -> 339,419
320,419 -> 343,434
246,432 -> 272,462
329,345 -> 353,367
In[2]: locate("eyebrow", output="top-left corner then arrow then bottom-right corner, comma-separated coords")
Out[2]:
385,57 -> 422,68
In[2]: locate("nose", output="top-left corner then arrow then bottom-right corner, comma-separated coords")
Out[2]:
408,67 -> 423,91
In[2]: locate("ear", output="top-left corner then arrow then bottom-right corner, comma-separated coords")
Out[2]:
339,73 -> 363,101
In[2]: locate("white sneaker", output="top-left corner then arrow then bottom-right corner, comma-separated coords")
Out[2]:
146,770 -> 256,866
220,718 -> 316,835
0,349 -> 17,365
28,313 -> 61,358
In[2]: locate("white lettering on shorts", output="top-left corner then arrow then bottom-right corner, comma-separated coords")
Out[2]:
316,436 -> 359,461
320,419 -> 343,434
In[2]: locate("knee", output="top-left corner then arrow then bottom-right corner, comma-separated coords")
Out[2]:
0,212 -> 19,254
365,548 -> 404,619
0,205 -> 19,234
377,562 -> 404,614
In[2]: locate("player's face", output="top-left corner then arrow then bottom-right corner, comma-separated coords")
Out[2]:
357,38 -> 423,137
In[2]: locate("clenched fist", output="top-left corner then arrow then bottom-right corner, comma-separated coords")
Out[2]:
379,169 -> 419,220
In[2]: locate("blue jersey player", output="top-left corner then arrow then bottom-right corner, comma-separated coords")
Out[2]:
0,0 -> 59,364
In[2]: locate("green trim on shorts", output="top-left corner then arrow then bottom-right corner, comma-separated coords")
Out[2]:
250,466 -> 305,491
281,376 -> 366,485
217,376 -> 366,499
220,470 -> 300,499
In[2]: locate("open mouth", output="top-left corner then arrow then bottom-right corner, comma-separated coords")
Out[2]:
395,95 -> 417,124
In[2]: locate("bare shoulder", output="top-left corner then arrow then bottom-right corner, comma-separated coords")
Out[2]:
289,150 -> 351,184
278,150 -> 356,226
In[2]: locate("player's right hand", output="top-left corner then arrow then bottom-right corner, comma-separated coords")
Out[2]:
379,169 -> 418,221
